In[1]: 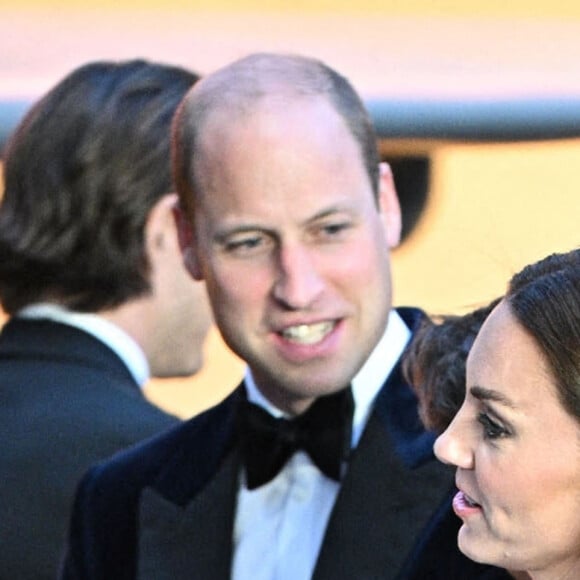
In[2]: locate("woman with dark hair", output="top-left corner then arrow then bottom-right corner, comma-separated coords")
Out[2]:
406,247 -> 580,580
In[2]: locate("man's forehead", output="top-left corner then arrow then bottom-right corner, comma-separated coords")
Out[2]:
197,93 -> 343,150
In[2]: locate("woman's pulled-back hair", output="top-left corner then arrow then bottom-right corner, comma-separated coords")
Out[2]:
506,248 -> 580,421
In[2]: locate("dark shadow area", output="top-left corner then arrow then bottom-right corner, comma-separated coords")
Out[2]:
385,155 -> 431,244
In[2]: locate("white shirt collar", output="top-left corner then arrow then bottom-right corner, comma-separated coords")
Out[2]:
244,309 -> 411,447
16,303 -> 150,387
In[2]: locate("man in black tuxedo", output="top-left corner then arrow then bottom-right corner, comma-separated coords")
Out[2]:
61,52 -> 454,580
0,59 -> 212,579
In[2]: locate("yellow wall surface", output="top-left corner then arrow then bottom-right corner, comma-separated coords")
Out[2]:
4,0 -> 580,18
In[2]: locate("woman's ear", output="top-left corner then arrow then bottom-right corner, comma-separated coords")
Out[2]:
377,162 -> 402,249
171,196 -> 205,281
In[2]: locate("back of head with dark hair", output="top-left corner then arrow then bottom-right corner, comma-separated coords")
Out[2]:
0,59 -> 199,314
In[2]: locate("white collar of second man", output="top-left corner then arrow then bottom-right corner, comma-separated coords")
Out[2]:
16,303 -> 150,388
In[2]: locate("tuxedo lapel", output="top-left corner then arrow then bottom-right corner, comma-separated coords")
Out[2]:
135,385 -> 248,580
137,447 -> 241,580
313,402 -> 454,580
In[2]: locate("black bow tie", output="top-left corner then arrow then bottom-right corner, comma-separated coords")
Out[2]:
237,387 -> 354,490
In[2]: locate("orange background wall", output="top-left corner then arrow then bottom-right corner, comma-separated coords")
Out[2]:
5,0 -> 580,17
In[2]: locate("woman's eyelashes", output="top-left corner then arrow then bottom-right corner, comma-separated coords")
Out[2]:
477,411 -> 510,440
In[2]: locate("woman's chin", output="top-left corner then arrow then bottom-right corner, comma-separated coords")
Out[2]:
457,525 -> 494,566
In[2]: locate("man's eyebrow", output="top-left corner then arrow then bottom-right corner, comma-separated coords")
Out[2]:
470,386 -> 517,409
301,205 -> 357,228
309,205 -> 353,220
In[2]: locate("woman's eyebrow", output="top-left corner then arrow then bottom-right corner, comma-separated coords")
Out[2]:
470,385 -> 517,409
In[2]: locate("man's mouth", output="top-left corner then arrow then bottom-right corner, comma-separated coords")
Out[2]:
280,321 -> 335,345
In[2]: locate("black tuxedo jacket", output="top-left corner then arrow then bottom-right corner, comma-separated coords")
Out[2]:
60,308 -> 455,580
0,318 -> 179,580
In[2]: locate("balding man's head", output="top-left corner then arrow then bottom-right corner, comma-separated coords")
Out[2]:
171,52 -> 380,219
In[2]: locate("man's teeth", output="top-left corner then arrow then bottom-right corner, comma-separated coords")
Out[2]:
282,322 -> 333,344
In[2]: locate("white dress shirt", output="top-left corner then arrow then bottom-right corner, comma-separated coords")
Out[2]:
17,303 -> 150,387
232,310 -> 411,580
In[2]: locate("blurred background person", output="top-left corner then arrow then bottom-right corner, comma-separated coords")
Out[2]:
402,298 -> 501,434
0,59 -> 212,579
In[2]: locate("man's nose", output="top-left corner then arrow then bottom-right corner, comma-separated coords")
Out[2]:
272,244 -> 325,310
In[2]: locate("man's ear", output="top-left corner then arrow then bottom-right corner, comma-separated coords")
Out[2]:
171,196 -> 205,281
377,162 -> 402,249
145,193 -> 179,253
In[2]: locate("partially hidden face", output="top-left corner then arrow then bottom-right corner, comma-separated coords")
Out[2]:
434,300 -> 580,578
178,96 -> 401,414
148,194 -> 213,378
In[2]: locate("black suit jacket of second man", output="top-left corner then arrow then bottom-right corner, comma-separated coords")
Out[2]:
0,318 -> 179,579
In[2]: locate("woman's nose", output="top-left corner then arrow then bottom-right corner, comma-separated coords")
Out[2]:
434,415 -> 474,470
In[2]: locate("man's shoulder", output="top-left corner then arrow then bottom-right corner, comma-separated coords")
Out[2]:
0,315 -> 177,432
0,316 -> 92,350
82,387 -> 244,503
0,316 -> 131,376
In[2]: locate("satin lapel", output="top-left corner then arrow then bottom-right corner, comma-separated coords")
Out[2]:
137,447 -> 241,580
313,413 -> 454,580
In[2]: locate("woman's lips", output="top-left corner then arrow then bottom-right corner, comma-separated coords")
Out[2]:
452,490 -> 483,518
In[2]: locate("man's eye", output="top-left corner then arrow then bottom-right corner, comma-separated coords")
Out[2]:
223,234 -> 269,255
319,222 -> 351,237
477,412 -> 509,440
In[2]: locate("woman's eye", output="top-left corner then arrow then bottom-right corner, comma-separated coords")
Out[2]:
477,412 -> 509,440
